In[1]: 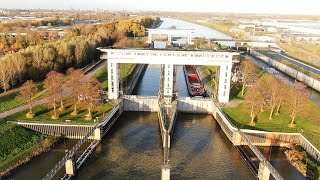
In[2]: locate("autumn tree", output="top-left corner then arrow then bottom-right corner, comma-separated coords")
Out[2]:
19,80 -> 38,118
244,80 -> 265,125
0,61 -> 10,92
264,77 -> 283,119
288,82 -> 308,127
79,78 -> 100,120
240,60 -> 259,96
66,68 -> 84,116
275,80 -> 289,116
44,71 -> 64,120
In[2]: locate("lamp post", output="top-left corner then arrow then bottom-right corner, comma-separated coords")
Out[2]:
94,117 -> 98,124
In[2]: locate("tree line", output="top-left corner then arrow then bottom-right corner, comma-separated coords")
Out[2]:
0,16 -> 160,92
19,68 -> 99,120
240,60 -> 309,126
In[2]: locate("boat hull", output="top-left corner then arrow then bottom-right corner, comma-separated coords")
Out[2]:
183,65 -> 206,97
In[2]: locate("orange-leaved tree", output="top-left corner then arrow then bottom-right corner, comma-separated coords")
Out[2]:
18,80 -> 38,119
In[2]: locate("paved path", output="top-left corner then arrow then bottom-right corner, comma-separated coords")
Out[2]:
0,60 -> 108,119
269,52 -> 320,75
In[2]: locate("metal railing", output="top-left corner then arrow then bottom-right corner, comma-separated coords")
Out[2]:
43,123 -> 98,180
241,129 -> 320,163
43,100 -> 123,180
238,130 -> 284,180
123,95 -> 159,99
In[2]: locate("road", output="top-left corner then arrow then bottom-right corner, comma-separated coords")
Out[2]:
0,60 -> 108,119
269,52 -> 320,75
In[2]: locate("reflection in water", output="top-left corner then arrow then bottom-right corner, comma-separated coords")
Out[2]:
133,64 -> 160,96
243,146 -> 305,180
7,140 -> 90,179
159,18 -> 232,39
75,112 -> 253,179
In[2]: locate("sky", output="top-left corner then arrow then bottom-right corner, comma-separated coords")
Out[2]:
1,0 -> 320,15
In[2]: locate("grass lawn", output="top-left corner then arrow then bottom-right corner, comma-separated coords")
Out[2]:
94,63 -> 134,90
223,100 -> 320,150
4,98 -> 113,125
0,82 -> 45,113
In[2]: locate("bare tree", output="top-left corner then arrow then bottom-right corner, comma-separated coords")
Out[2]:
0,61 -> 10,92
18,80 -> 38,118
244,80 -> 265,125
265,77 -> 282,119
240,60 -> 259,96
12,53 -> 26,84
275,80 -> 289,115
65,68 -> 84,116
44,71 -> 64,120
6,57 -> 17,88
288,82 -> 308,127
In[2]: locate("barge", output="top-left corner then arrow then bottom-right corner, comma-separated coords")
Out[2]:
183,65 -> 206,97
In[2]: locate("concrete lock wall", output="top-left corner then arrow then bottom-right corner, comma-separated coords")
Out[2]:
18,123 -> 96,139
125,64 -> 146,95
123,96 -> 159,112
177,98 -> 213,114
250,49 -> 320,92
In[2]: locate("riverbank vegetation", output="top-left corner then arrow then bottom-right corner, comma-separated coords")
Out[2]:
0,118 -> 59,177
285,145 -> 320,179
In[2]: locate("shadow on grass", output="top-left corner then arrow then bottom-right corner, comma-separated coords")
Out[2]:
229,83 -> 242,100
222,109 -> 268,132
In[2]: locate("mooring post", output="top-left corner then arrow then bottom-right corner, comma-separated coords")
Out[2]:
257,161 -> 271,180
65,154 -> 76,176
161,165 -> 170,180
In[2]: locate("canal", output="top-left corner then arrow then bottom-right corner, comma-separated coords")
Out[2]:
7,17 -> 306,180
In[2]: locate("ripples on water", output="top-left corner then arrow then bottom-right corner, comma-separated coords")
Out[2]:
75,112 -> 253,180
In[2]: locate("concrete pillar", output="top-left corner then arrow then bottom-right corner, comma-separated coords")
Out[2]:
258,162 -> 271,180
108,61 -> 119,99
163,64 -> 174,97
94,127 -> 101,141
147,32 -> 152,43
65,156 -> 76,176
161,167 -> 170,180
168,34 -> 172,42
233,131 -> 242,146
187,34 -> 192,44
218,63 -> 232,103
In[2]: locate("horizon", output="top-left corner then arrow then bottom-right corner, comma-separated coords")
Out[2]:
1,0 -> 320,15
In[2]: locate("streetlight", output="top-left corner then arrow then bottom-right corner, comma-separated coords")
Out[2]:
94,117 -> 98,124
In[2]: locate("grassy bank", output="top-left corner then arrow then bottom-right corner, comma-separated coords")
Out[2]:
0,82 -> 45,113
223,96 -> 320,150
94,63 -> 135,90
4,98 -> 113,125
0,119 -> 59,177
